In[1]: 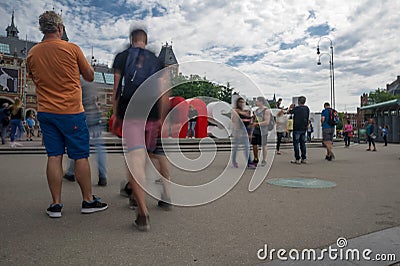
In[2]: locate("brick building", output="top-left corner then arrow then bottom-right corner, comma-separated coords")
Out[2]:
0,11 -> 178,120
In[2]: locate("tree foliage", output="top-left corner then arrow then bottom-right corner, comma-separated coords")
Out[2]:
368,88 -> 400,104
171,73 -> 233,103
337,112 -> 345,130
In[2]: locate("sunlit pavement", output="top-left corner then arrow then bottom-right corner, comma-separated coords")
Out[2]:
0,142 -> 399,265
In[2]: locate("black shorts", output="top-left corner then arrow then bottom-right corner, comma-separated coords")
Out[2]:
322,128 -> 335,142
251,133 -> 268,146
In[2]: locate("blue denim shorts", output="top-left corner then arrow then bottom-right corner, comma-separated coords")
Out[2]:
37,112 -> 90,159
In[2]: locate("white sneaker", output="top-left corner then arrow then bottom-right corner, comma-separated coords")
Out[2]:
10,142 -> 23,148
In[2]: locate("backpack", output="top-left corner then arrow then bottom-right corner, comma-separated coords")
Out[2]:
267,111 -> 275,131
117,47 -> 161,118
327,108 -> 339,126
254,108 -> 275,132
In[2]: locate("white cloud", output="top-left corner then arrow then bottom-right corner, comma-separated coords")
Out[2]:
1,0 -> 399,112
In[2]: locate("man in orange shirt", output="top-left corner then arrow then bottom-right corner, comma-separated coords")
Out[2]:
27,11 -> 107,218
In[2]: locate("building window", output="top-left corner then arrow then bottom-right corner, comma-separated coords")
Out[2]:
0,43 -> 10,54
104,73 -> 114,85
94,72 -> 104,83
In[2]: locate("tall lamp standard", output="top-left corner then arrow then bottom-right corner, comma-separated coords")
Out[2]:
317,37 -> 335,109
317,52 -> 333,108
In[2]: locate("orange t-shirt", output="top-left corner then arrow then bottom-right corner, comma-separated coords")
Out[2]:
27,39 -> 90,114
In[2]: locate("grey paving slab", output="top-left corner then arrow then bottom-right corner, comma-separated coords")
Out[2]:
0,143 -> 399,265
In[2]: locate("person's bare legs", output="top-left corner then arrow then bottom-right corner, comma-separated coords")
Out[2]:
324,141 -> 333,156
253,144 -> 259,162
74,158 -> 93,202
150,153 -> 171,198
46,155 -> 63,204
127,149 -> 148,216
262,144 -> 267,162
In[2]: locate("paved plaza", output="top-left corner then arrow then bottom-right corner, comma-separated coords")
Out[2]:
0,141 -> 399,265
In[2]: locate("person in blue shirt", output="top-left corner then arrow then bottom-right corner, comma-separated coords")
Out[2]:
321,102 -> 335,161
26,113 -> 36,141
366,118 -> 377,151
379,124 -> 389,146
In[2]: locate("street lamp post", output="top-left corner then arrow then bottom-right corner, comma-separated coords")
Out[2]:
317,37 -> 335,109
317,52 -> 333,108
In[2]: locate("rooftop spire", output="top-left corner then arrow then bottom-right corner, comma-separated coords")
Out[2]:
59,9 -> 69,41
158,41 -> 178,67
6,10 -> 19,38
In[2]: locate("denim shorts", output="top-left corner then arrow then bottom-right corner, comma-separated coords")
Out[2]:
37,112 -> 90,159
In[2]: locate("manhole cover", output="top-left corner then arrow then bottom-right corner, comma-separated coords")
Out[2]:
267,178 -> 336,188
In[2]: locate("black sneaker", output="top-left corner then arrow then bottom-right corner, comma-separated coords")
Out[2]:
252,159 -> 259,165
63,174 -> 76,182
46,203 -> 63,218
129,197 -> 138,210
81,195 -> 108,214
158,194 -> 172,211
119,180 -> 132,198
158,200 -> 172,211
134,214 -> 150,231
98,178 -> 107,187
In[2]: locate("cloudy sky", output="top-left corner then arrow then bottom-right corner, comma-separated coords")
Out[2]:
1,0 -> 399,112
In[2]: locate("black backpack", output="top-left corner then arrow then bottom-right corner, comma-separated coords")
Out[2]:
327,108 -> 339,126
117,47 -> 161,118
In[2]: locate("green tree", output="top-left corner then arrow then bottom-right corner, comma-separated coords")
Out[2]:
106,107 -> 113,132
337,112 -> 345,131
171,74 -> 233,102
368,88 -> 399,104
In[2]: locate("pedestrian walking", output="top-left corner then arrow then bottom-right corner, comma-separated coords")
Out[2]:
63,79 -> 108,186
275,109 -> 288,155
231,97 -> 255,168
288,96 -> 309,164
379,125 -> 389,146
112,28 -> 170,231
26,113 -> 36,141
366,118 -> 377,151
251,96 -> 271,167
307,120 -> 313,143
343,120 -> 353,147
9,98 -> 24,148
321,102 -> 337,161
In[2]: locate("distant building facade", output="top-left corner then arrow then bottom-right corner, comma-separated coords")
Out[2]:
0,11 -> 69,118
386,76 -> 400,96
0,11 -> 179,121
357,77 -> 400,143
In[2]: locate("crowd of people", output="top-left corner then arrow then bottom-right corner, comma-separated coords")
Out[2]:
4,10 -> 394,233
0,99 -> 42,147
231,94 -> 392,168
